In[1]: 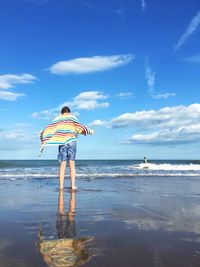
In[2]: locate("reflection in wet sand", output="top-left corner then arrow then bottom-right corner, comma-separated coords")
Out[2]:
38,190 -> 94,267
0,239 -> 12,251
111,196 -> 200,235
57,189 -> 76,239
0,239 -> 29,267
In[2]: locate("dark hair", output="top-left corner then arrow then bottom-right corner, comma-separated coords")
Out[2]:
61,106 -> 71,114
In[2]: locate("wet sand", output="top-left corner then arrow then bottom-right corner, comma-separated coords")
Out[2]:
0,175 -> 200,267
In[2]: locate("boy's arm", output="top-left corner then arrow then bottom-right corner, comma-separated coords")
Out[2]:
87,128 -> 95,135
74,121 -> 94,135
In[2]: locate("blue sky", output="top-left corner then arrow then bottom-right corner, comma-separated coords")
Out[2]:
0,0 -> 200,159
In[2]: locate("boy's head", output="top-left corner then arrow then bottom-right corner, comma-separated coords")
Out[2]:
61,106 -> 71,114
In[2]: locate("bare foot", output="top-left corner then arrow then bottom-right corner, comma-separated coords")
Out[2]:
71,186 -> 77,191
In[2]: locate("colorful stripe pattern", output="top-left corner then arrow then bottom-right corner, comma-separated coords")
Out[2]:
40,114 -> 92,152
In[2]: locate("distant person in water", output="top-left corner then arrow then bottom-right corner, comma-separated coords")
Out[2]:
40,106 -> 94,190
143,157 -> 148,164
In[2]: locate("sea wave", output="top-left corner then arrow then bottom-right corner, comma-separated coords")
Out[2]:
1,161 -> 200,180
132,163 -> 200,171
0,172 -> 200,180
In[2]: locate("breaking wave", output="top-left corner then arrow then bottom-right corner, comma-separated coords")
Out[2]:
133,163 -> 200,171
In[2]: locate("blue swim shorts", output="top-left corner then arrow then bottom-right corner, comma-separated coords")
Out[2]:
58,141 -> 77,162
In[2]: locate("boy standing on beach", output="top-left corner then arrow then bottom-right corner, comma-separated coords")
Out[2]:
40,106 -> 94,190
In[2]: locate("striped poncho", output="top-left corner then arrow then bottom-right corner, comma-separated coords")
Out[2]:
40,113 -> 93,154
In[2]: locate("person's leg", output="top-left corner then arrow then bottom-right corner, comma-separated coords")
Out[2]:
68,160 -> 76,190
59,161 -> 66,189
58,188 -> 65,215
67,141 -> 77,190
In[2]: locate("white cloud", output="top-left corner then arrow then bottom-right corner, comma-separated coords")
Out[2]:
109,103 -> 200,129
49,54 -> 134,75
174,10 -> 200,51
0,91 -> 25,101
0,73 -> 37,90
0,124 -> 38,151
128,125 -> 200,145
108,103 -> 200,145
59,91 -> 109,110
32,110 -> 57,120
0,131 -> 25,141
0,73 -> 37,101
145,57 -> 155,96
32,91 -> 109,119
144,57 -> 176,99
116,92 -> 134,99
154,93 -> 176,99
73,91 -> 107,101
141,0 -> 146,11
184,53 -> 200,63
87,119 -> 107,127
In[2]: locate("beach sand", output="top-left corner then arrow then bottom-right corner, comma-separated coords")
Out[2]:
0,174 -> 200,267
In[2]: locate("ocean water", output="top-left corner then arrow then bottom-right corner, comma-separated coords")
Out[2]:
0,159 -> 200,180
1,159 -> 200,266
